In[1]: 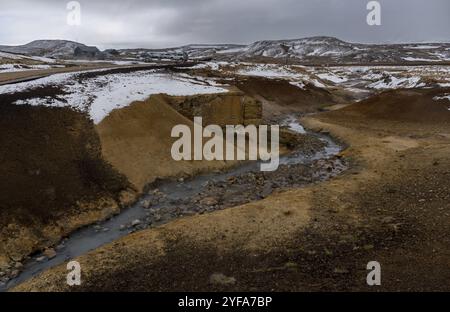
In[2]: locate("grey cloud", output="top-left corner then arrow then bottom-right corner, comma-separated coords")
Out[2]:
0,0 -> 448,49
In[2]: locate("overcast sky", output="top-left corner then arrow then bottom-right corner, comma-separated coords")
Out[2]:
0,0 -> 449,49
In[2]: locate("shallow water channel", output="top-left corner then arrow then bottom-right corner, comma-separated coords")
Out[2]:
3,120 -> 346,291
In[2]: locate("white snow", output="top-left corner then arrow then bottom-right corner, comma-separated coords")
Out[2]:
289,81 -> 305,89
285,118 -> 306,134
216,47 -> 248,54
408,45 -> 441,50
27,56 -> 56,63
433,94 -> 450,101
237,64 -> 298,78
368,76 -> 425,89
0,51 -> 24,60
188,61 -> 229,70
234,63 -> 450,92
0,68 -> 111,94
0,63 -> 61,73
0,51 -> 56,63
65,59 -> 150,65
317,73 -> 348,83
3,69 -> 228,123
402,57 -> 440,62
311,79 -> 326,88
0,64 -> 22,72
432,52 -> 450,61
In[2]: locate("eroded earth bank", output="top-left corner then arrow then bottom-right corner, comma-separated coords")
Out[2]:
1,67 -> 450,291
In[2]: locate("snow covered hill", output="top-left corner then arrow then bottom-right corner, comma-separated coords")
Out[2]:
118,44 -> 246,61
238,36 -> 450,64
1,37 -> 449,64
0,40 -> 103,59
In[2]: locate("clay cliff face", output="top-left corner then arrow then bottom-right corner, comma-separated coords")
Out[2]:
0,103 -> 133,268
0,92 -> 263,269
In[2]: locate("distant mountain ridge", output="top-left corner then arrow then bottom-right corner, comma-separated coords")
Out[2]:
0,40 -> 104,59
240,36 -> 450,63
1,37 -> 449,64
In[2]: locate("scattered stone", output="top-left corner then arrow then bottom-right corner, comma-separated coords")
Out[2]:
10,270 -> 19,278
178,177 -> 184,183
284,262 -> 298,269
36,256 -> 46,262
14,262 -> 23,269
44,248 -> 57,259
333,268 -> 349,274
131,219 -> 141,227
209,273 -> 236,286
382,216 -> 395,223
154,214 -> 162,222
199,197 -> 218,206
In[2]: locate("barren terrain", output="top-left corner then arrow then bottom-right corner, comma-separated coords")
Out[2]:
1,39 -> 449,291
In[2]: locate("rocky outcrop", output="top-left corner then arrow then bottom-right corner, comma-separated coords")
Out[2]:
96,94 -> 241,192
0,103 -> 134,272
0,92 -> 262,280
166,92 -> 263,126
74,46 -> 104,59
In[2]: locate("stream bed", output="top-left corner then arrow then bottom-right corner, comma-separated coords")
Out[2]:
2,120 -> 347,291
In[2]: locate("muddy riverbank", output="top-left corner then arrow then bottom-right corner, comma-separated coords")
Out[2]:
2,119 -> 346,290
12,87 -> 450,292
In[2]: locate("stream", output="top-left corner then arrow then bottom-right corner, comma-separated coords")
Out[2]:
2,119 -> 346,291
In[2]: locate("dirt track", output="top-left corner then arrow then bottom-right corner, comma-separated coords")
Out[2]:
12,87 -> 450,291
0,64 -> 111,85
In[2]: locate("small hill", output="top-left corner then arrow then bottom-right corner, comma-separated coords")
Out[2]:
238,36 -> 450,64
0,40 -> 103,59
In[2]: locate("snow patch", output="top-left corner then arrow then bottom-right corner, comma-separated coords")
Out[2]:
433,94 -> 450,101
402,57 -> 440,62
317,73 -> 348,83
368,76 -> 425,89
4,69 -> 228,123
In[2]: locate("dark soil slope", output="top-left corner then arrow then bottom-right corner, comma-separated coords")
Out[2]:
235,76 -> 346,114
0,103 -> 131,265
337,88 -> 450,123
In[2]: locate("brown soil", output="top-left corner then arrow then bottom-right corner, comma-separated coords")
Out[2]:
0,103 -> 132,268
337,88 -> 450,123
9,84 -> 450,291
234,76 -> 349,120
13,87 -> 450,292
0,63 -> 194,85
96,94 -> 239,192
0,65 -> 110,85
0,86 -> 264,275
166,92 -> 262,126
